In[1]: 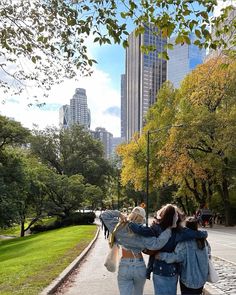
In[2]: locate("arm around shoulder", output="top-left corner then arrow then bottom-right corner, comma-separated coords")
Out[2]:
159,243 -> 186,264
142,228 -> 172,250
128,222 -> 156,237
100,210 -> 121,233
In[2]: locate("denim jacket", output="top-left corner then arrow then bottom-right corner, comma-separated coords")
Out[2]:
159,240 -> 210,288
128,222 -> 208,277
100,210 -> 171,254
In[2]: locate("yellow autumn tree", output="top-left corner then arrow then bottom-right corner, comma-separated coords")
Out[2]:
161,56 -> 236,225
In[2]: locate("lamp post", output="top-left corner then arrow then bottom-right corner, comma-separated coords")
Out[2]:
145,124 -> 183,226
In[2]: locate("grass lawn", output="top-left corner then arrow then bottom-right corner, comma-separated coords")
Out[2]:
0,225 -> 97,295
0,225 -> 21,237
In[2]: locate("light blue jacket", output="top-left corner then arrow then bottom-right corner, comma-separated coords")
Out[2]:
159,239 -> 210,288
101,210 -> 172,254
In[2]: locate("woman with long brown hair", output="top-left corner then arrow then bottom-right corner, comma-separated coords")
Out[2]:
100,206 -> 173,295
156,217 -> 210,295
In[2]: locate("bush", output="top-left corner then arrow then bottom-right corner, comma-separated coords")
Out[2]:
61,212 -> 96,226
30,212 -> 96,233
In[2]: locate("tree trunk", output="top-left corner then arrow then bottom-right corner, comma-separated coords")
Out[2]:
177,197 -> 187,215
218,178 -> 231,226
185,195 -> 190,216
222,178 -> 231,226
20,220 -> 25,237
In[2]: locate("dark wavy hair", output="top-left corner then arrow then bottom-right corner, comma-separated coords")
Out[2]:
158,204 -> 185,230
185,217 -> 206,249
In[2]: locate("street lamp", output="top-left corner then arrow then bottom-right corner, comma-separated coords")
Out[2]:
145,124 -> 183,226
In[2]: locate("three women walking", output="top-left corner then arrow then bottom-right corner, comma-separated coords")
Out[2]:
100,204 -> 210,295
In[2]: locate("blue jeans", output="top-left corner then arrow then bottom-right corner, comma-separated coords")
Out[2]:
118,258 -> 146,295
153,274 -> 178,295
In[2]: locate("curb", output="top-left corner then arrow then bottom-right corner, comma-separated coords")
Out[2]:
203,255 -> 230,295
204,283 -> 225,295
40,226 -> 100,295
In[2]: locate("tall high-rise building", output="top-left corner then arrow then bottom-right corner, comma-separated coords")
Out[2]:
59,104 -> 70,129
91,127 -> 113,159
126,25 -> 167,141
120,74 -> 127,141
69,88 -> 91,129
167,35 -> 206,88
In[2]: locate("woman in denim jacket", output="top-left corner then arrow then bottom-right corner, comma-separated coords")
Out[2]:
128,204 -> 208,295
157,217 -> 210,295
100,207 -> 173,295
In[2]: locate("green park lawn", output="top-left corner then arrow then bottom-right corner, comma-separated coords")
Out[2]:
0,225 -> 97,295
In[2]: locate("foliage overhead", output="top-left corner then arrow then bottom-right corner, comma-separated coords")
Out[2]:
1,0 -> 235,98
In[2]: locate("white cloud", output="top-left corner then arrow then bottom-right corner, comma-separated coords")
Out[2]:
0,26 -> 123,137
1,67 -> 121,137
214,0 -> 236,16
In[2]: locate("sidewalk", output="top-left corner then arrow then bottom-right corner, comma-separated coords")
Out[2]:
54,221 -> 236,295
55,226 -> 154,295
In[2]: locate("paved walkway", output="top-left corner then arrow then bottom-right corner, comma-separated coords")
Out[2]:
55,225 -> 155,295
55,222 -> 236,295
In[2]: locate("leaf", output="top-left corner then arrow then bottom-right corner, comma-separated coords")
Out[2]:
122,40 -> 129,48
67,18 -> 76,26
165,43 -> 174,50
32,56 -> 36,63
195,29 -> 201,39
158,51 -> 169,60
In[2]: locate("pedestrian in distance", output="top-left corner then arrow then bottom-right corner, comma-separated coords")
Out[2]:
128,204 -> 208,295
100,206 -> 175,295
156,217 -> 210,295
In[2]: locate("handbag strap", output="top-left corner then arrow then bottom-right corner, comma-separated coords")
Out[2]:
109,221 -> 125,248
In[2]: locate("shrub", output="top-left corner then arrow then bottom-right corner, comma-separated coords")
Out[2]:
30,212 -> 96,233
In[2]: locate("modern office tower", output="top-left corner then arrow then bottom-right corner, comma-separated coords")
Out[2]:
69,88 -> 91,129
59,104 -> 70,129
120,74 -> 127,141
126,25 -> 167,141
91,127 -> 113,159
167,34 -> 206,88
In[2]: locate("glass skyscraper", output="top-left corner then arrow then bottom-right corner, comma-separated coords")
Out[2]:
125,25 -> 167,141
167,35 -> 206,88
120,74 -> 127,141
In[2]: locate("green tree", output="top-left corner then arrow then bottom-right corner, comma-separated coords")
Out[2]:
0,149 -> 50,236
82,184 -> 103,210
0,115 -> 30,229
0,115 -> 30,151
30,125 -> 112,188
45,172 -> 85,218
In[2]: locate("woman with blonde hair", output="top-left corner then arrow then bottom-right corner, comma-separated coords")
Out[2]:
100,206 -> 173,295
129,204 -> 208,295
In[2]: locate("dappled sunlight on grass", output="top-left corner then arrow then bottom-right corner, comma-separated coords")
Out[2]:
0,225 -> 97,295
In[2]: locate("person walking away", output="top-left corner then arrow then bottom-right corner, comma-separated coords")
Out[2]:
156,217 -> 209,295
100,207 -> 174,295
